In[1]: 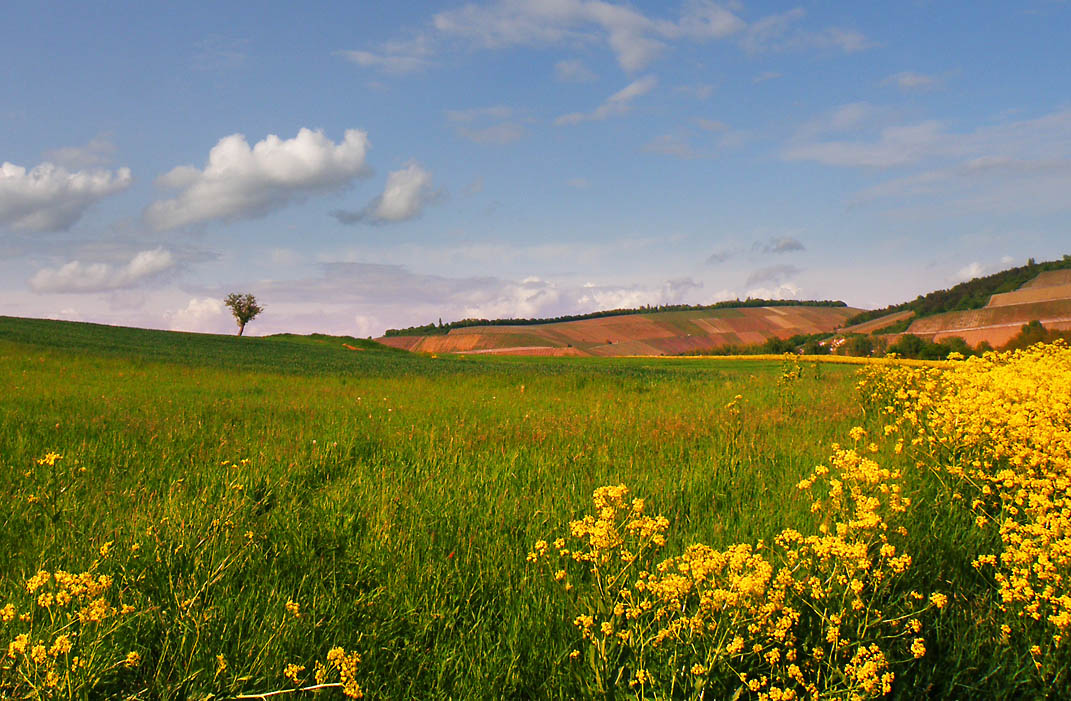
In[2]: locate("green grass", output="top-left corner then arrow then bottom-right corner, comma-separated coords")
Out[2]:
0,316 -> 1040,698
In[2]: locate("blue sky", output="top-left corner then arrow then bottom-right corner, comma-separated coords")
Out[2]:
2,1 -> 1070,336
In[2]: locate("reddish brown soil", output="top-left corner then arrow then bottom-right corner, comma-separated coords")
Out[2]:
377,306 -> 860,357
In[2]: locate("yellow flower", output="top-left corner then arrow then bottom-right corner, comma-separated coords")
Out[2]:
125,651 -> 141,668
8,634 -> 29,657
50,634 -> 73,656
284,663 -> 306,684
285,599 -> 301,618
911,638 -> 926,659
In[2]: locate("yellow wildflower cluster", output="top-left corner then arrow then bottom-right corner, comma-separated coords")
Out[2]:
324,646 -> 364,699
531,442 -> 937,699
2,563 -> 139,697
860,341 -> 1071,681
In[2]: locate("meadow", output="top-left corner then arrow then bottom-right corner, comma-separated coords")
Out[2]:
0,316 -> 1067,699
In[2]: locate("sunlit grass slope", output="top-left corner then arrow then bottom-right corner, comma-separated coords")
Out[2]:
1,316 -> 1058,698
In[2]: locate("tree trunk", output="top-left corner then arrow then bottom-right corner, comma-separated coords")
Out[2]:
237,322 -> 245,337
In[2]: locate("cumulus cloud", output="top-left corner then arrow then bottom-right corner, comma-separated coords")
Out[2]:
954,261 -> 986,282
433,0 -> 744,72
43,135 -> 117,169
29,248 -> 176,293
0,161 -> 132,232
145,128 -> 370,230
555,75 -> 657,125
554,59 -> 597,82
167,297 -> 230,333
746,282 -> 802,299
332,162 -> 438,225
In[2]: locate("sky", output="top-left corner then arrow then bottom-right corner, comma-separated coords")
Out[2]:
2,1 -> 1070,337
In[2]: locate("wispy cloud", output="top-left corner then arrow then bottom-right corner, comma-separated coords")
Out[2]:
882,71 -> 941,91
433,1 -> 745,72
555,75 -> 657,125
336,34 -> 435,74
741,8 -> 871,54
446,106 -> 526,144
554,59 -> 597,82
755,236 -> 805,254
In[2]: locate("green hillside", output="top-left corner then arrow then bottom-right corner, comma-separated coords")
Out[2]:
844,254 -> 1071,327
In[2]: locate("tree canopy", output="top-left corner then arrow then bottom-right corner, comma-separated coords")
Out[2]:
224,293 -> 264,337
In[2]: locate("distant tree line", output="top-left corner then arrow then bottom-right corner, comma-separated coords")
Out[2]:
383,299 -> 847,337
844,254 -> 1071,327
677,333 -> 834,357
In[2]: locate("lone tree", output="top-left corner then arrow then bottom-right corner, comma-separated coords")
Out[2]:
224,293 -> 264,336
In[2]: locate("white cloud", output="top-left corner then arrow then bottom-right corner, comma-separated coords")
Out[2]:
0,161 -> 132,232
145,128 -> 370,230
332,163 -> 437,225
812,108 -> 1071,215
954,261 -> 985,282
167,296 -> 230,333
566,177 -> 590,189
753,71 -> 782,83
29,248 -> 176,293
746,282 -> 801,299
43,135 -> 117,169
555,75 -> 657,125
883,71 -> 940,91
554,59 -> 597,82
433,0 -> 744,72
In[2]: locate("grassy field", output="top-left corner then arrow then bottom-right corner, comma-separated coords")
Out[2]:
0,316 -> 1062,698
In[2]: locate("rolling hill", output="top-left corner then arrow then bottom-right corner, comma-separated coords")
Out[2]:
900,269 -> 1071,347
376,304 -> 861,357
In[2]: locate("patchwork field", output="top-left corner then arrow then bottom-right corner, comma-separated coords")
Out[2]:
2,316 -> 1069,699
898,270 -> 1071,346
378,305 -> 861,357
